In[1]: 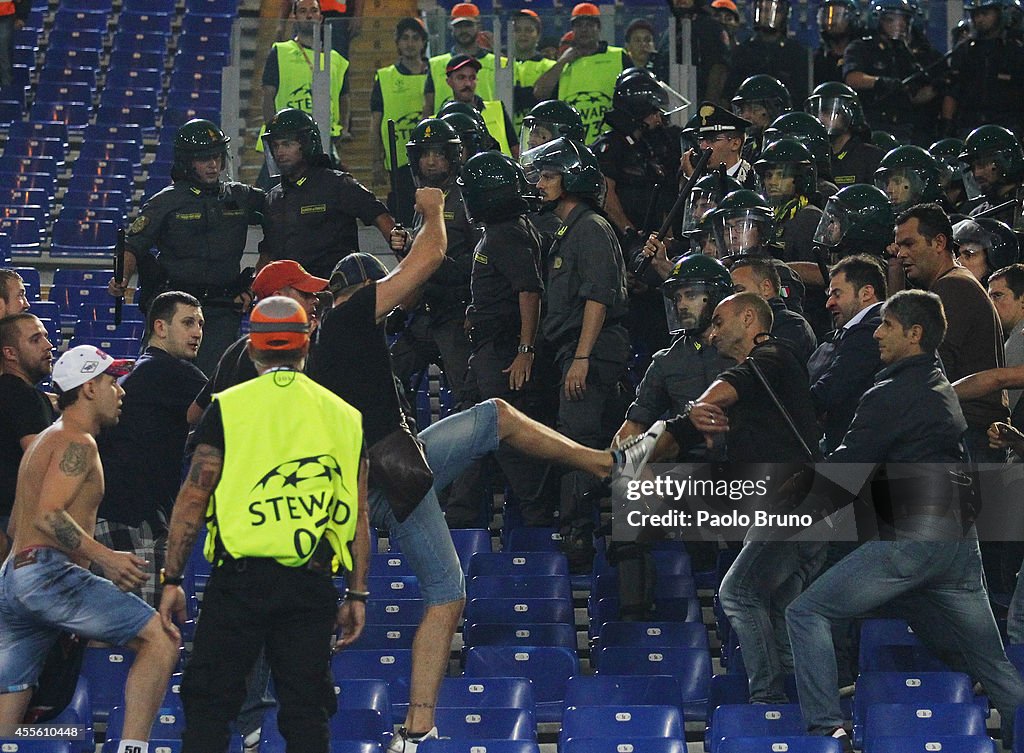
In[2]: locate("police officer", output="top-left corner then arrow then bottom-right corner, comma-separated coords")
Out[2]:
726,0 -> 811,105
843,0 -> 937,143
371,16 -> 430,226
763,111 -> 840,198
942,0 -> 1024,137
423,2 -> 499,116
953,217 -> 1021,284
657,0 -> 730,105
960,124 -> 1024,226
532,3 -> 632,143
159,296 -> 368,753
730,74 -> 792,164
930,137 -> 979,215
259,109 -> 396,281
521,136 -> 629,570
805,82 -> 883,188
459,151 -> 551,527
108,119 -> 265,376
439,102 -> 492,160
815,0 -> 863,84
754,138 -> 822,263
681,102 -> 755,186
873,144 -> 944,212
389,118 -> 479,407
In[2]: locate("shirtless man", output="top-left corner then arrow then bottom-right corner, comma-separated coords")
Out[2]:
0,345 -> 180,753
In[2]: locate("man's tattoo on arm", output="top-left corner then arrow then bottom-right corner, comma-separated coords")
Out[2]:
43,510 -> 83,551
165,519 -> 202,575
58,443 -> 89,477
187,446 -> 223,492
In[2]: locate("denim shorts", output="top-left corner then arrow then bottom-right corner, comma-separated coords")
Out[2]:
0,547 -> 155,693
367,399 -> 501,606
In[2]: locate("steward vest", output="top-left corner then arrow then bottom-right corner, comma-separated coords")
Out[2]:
513,56 -> 556,129
376,64 -> 428,170
429,51 -> 502,112
207,370 -> 363,571
256,40 -> 349,152
481,100 -> 511,156
557,46 -> 626,143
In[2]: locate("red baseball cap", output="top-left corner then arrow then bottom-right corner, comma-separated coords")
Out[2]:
446,54 -> 483,75
252,260 -> 328,299
450,2 -> 480,25
571,2 -> 601,17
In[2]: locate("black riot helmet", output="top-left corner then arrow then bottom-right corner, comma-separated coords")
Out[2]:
459,151 -> 535,224
753,0 -> 790,31
261,108 -> 324,160
662,252 -> 734,334
520,99 -> 586,154
406,118 -> 463,188
611,67 -> 680,126
520,136 -> 605,205
173,118 -> 229,182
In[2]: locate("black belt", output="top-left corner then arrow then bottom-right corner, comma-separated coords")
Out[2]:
890,503 -> 959,520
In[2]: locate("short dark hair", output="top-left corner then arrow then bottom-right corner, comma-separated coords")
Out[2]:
895,203 -> 954,251
988,263 -> 1024,298
0,312 -> 38,350
729,290 -> 774,331
829,253 -> 887,300
730,256 -> 781,296
146,291 -> 201,337
625,18 -> 655,41
56,385 -> 82,411
0,268 -> 22,303
250,346 -> 306,368
882,289 -> 947,353
395,16 -> 427,41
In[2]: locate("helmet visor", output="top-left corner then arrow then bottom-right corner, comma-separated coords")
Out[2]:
681,187 -> 720,235
755,163 -> 801,205
806,96 -> 853,136
753,0 -> 788,29
519,119 -> 560,156
520,142 -> 552,184
813,201 -> 853,247
818,4 -> 854,34
663,281 -> 716,335
713,211 -> 767,255
874,166 -> 926,209
732,99 -> 774,129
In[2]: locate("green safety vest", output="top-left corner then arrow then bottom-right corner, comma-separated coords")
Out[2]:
557,46 -> 625,144
207,370 -> 363,571
429,51 -> 503,113
513,56 -> 556,131
256,39 -> 349,152
376,64 -> 428,169
481,100 -> 511,156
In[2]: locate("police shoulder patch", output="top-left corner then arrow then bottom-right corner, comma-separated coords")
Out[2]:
128,215 -> 149,235
553,257 -> 563,269
474,251 -> 488,264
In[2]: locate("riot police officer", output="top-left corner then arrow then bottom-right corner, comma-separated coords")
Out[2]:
873,145 -> 944,212
930,137 -> 979,215
108,119 -> 266,376
942,0 -> 1024,136
815,0 -> 863,84
519,99 -> 587,154
727,0 -> 811,105
953,217 -> 1021,284
960,124 -> 1024,225
730,74 -> 792,164
805,82 -> 883,188
389,118 -> 479,407
763,111 -> 840,198
754,138 -> 822,263
810,183 -> 897,291
439,103 -> 491,162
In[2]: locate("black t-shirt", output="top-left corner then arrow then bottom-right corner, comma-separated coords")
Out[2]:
193,400 -> 225,450
193,336 -> 255,411
0,374 -> 56,516
306,282 -> 404,447
469,216 -> 543,341
98,346 -> 209,526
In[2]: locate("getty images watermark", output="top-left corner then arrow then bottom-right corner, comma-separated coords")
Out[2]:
612,463 -> 1024,543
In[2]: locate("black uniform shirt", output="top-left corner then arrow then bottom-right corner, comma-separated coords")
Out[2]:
843,35 -> 917,127
469,215 -> 543,340
831,138 -> 883,188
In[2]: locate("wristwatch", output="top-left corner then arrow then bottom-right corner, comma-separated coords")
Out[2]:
517,344 -> 536,354
160,568 -> 184,587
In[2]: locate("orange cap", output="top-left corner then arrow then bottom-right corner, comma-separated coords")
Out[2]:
450,2 -> 480,21
517,9 -> 539,19
711,0 -> 739,13
571,2 -> 601,17
249,296 -> 310,351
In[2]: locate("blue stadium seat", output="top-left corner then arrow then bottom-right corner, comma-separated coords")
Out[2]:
107,702 -> 185,741
0,154 -> 58,177
589,595 -> 702,638
591,573 -> 696,600
50,219 -> 118,257
0,743 -> 72,752
43,48 -> 101,72
10,120 -> 68,144
78,302 -> 144,322
112,31 -> 169,54
0,216 -> 42,255
419,743 -> 539,753
0,233 -> 10,265
853,672 -> 974,748
710,704 -> 806,753
595,645 -> 710,721
598,621 -> 710,652
464,597 -> 574,626
506,527 -> 561,552
181,12 -> 234,36
62,189 -> 130,214
72,157 -> 136,181
467,552 -> 568,578
41,65 -> 95,88
118,10 -> 173,33
874,736 -> 997,753
437,676 -> 535,711
164,104 -> 220,129
864,704 -> 986,751
108,49 -> 167,70
3,136 -> 66,164
433,707 -> 537,741
168,68 -> 221,93
561,741 -> 683,753
99,87 -> 160,110
73,320 -> 145,340
564,674 -> 681,712
467,575 -> 572,601
29,299 -> 59,320
48,29 -> 103,52
464,645 -> 579,723
449,528 -> 491,573
52,8 -> 108,32
185,0 -> 238,13
0,99 -> 21,128
61,206 -> 125,224
719,738 -> 843,753
560,705 -> 682,748
96,103 -> 158,132
336,678 -> 392,723
331,649 -> 413,723
66,174 -> 133,196
172,50 -> 229,72
81,646 -> 133,722
105,67 -> 164,91
176,31 -> 231,55
62,0 -> 113,12
29,101 -> 90,131
0,172 -> 55,200
0,203 -> 47,227
366,575 -> 421,600
363,598 -> 426,627
123,0 -> 176,12
461,622 -> 577,650
859,619 -> 948,673
369,552 -> 414,577
67,337 -> 140,357
166,87 -> 221,113
352,623 -> 418,651
12,265 -> 39,294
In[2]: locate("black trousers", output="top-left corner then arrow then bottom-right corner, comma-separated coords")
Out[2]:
180,558 -> 338,753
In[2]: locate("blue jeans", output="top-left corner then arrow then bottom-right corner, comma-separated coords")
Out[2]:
786,518 -> 1024,744
1007,560 -> 1024,644
367,399 -> 501,605
719,541 -> 826,702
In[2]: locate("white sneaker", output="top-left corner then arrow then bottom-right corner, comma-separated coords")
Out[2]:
386,726 -> 439,753
610,420 -> 666,484
242,728 -> 261,753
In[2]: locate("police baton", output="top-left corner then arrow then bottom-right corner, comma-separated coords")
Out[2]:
113,227 -> 125,326
386,118 -> 406,241
973,199 -> 1016,220
631,146 -> 714,276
